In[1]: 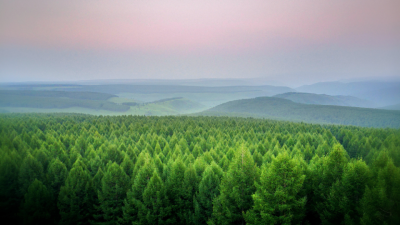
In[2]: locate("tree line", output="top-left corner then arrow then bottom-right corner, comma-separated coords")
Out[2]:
0,114 -> 399,225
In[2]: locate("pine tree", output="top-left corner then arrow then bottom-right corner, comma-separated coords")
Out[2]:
19,153 -> 44,196
121,155 -> 134,177
211,145 -> 259,225
165,158 -> 189,225
96,162 -> 130,224
58,159 -> 95,225
194,163 -> 222,225
46,157 -> 68,222
245,151 -> 306,225
138,171 -> 171,225
0,153 -> 20,222
360,154 -> 400,225
21,179 -> 52,225
122,160 -> 154,224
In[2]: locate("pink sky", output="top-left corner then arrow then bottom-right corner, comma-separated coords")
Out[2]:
1,0 -> 399,83
2,0 -> 399,52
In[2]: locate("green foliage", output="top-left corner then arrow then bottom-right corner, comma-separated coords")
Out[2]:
58,159 -> 95,225
245,151 -> 306,225
0,114 -> 399,225
21,179 -> 52,225
211,145 -> 259,225
96,162 -> 130,224
0,153 -> 20,221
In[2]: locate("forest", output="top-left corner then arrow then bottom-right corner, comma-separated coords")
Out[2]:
0,113 -> 399,225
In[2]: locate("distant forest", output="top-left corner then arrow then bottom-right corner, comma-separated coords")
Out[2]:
0,114 -> 399,225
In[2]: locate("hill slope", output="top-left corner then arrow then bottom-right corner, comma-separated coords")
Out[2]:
199,97 -> 400,128
380,103 -> 400,111
273,92 -> 374,108
0,90 -> 129,112
296,81 -> 400,107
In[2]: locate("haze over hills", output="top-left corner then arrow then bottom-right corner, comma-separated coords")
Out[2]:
0,83 -> 295,108
296,81 -> 400,107
1,79 -> 399,121
380,103 -> 400,111
198,96 -> 400,128
0,90 -> 206,115
273,92 -> 375,108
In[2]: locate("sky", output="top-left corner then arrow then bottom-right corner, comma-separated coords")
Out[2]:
1,0 -> 399,86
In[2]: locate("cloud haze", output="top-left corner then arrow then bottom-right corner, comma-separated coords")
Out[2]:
1,0 -> 399,85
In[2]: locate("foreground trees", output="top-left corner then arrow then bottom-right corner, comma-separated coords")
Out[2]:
245,151 -> 306,225
0,114 -> 399,225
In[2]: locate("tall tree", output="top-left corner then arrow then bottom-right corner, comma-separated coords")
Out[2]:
245,151 -> 306,225
58,159 -> 95,225
137,171 -> 172,225
211,145 -> 259,225
21,179 -> 52,225
194,163 -> 222,225
96,162 -> 130,224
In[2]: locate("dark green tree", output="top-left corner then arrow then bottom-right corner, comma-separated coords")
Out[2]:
58,160 -> 95,225
211,145 -> 259,225
21,179 -> 52,225
245,151 -> 306,225
96,162 -> 130,224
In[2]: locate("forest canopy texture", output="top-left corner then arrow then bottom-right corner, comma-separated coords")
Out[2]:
0,114 -> 399,225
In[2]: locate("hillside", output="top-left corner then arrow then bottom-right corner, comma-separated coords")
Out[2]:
273,92 -> 374,108
0,90 -> 205,115
125,97 -> 206,116
0,90 -> 129,112
296,81 -> 400,107
380,103 -> 400,111
200,97 -> 400,128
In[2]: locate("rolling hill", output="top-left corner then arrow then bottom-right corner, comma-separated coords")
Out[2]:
296,81 -> 400,107
0,90 -> 129,112
273,92 -> 374,108
1,83 -> 295,107
380,103 -> 400,111
198,97 -> 400,128
0,90 -> 205,115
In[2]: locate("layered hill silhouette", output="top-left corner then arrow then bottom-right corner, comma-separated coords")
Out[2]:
273,92 -> 374,108
198,97 -> 400,128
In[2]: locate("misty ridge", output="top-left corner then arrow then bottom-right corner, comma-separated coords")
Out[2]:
1,78 -> 399,128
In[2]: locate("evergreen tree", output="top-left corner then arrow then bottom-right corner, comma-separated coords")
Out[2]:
165,158 -> 190,225
58,159 -> 95,225
138,171 -> 171,225
96,162 -> 130,224
122,160 -> 154,224
46,158 -> 68,222
21,179 -> 52,225
211,145 -> 259,225
245,151 -> 306,225
194,164 -> 221,225
360,155 -> 400,225
0,154 -> 20,222
19,153 -> 44,196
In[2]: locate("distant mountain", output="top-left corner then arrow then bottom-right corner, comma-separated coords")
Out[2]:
198,97 -> 400,128
273,92 -> 375,108
380,103 -> 400,111
143,97 -> 205,114
296,81 -> 400,107
0,90 -> 129,112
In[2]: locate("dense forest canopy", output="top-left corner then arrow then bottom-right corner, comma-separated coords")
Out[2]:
0,114 -> 399,225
